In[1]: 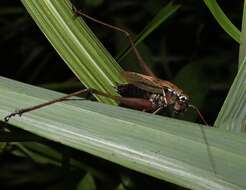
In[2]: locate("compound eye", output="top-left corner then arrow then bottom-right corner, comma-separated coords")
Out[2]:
167,88 -> 173,93
167,88 -> 176,95
179,95 -> 187,101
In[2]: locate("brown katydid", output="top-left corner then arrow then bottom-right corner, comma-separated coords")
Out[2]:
4,5 -> 209,126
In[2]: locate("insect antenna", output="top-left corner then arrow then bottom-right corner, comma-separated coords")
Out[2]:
188,104 -> 216,173
72,6 -> 155,77
188,104 -> 209,126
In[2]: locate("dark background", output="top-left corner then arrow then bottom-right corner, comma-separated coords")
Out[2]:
0,0 -> 242,189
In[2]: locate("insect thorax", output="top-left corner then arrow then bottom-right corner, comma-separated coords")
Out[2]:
117,84 -> 189,113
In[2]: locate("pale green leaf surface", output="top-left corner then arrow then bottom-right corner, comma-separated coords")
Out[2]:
1,77 -> 246,190
214,55 -> 246,131
21,0 -> 126,104
203,0 -> 240,43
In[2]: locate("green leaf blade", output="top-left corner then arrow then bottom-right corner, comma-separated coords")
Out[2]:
215,1 -> 246,131
203,0 -> 240,43
1,77 -> 246,190
117,2 -> 180,63
239,1 -> 246,66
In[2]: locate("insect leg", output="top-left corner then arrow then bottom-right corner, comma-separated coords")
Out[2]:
4,88 -> 121,122
152,107 -> 163,114
118,95 -> 154,111
71,5 -> 155,77
162,89 -> 168,105
4,87 -> 156,122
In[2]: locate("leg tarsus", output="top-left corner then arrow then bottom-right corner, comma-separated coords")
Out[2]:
71,4 -> 81,18
4,88 -> 91,122
152,107 -> 163,115
3,88 -> 120,122
4,111 -> 22,122
162,89 -> 167,105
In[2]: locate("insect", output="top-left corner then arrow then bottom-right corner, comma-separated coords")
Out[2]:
4,5 -> 208,126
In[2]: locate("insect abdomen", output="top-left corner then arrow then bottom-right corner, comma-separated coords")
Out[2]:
117,84 -> 150,98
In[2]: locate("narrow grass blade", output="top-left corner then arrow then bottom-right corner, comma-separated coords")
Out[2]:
203,0 -> 240,43
11,142 -> 108,181
239,1 -> 246,67
1,77 -> 246,190
215,2 -> 246,131
214,51 -> 246,131
117,2 -> 180,62
21,0 -> 126,104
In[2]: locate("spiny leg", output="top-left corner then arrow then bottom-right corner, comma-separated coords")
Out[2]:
4,88 -> 121,122
152,107 -> 163,115
162,89 -> 168,105
4,87 -> 156,122
71,5 -> 155,77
